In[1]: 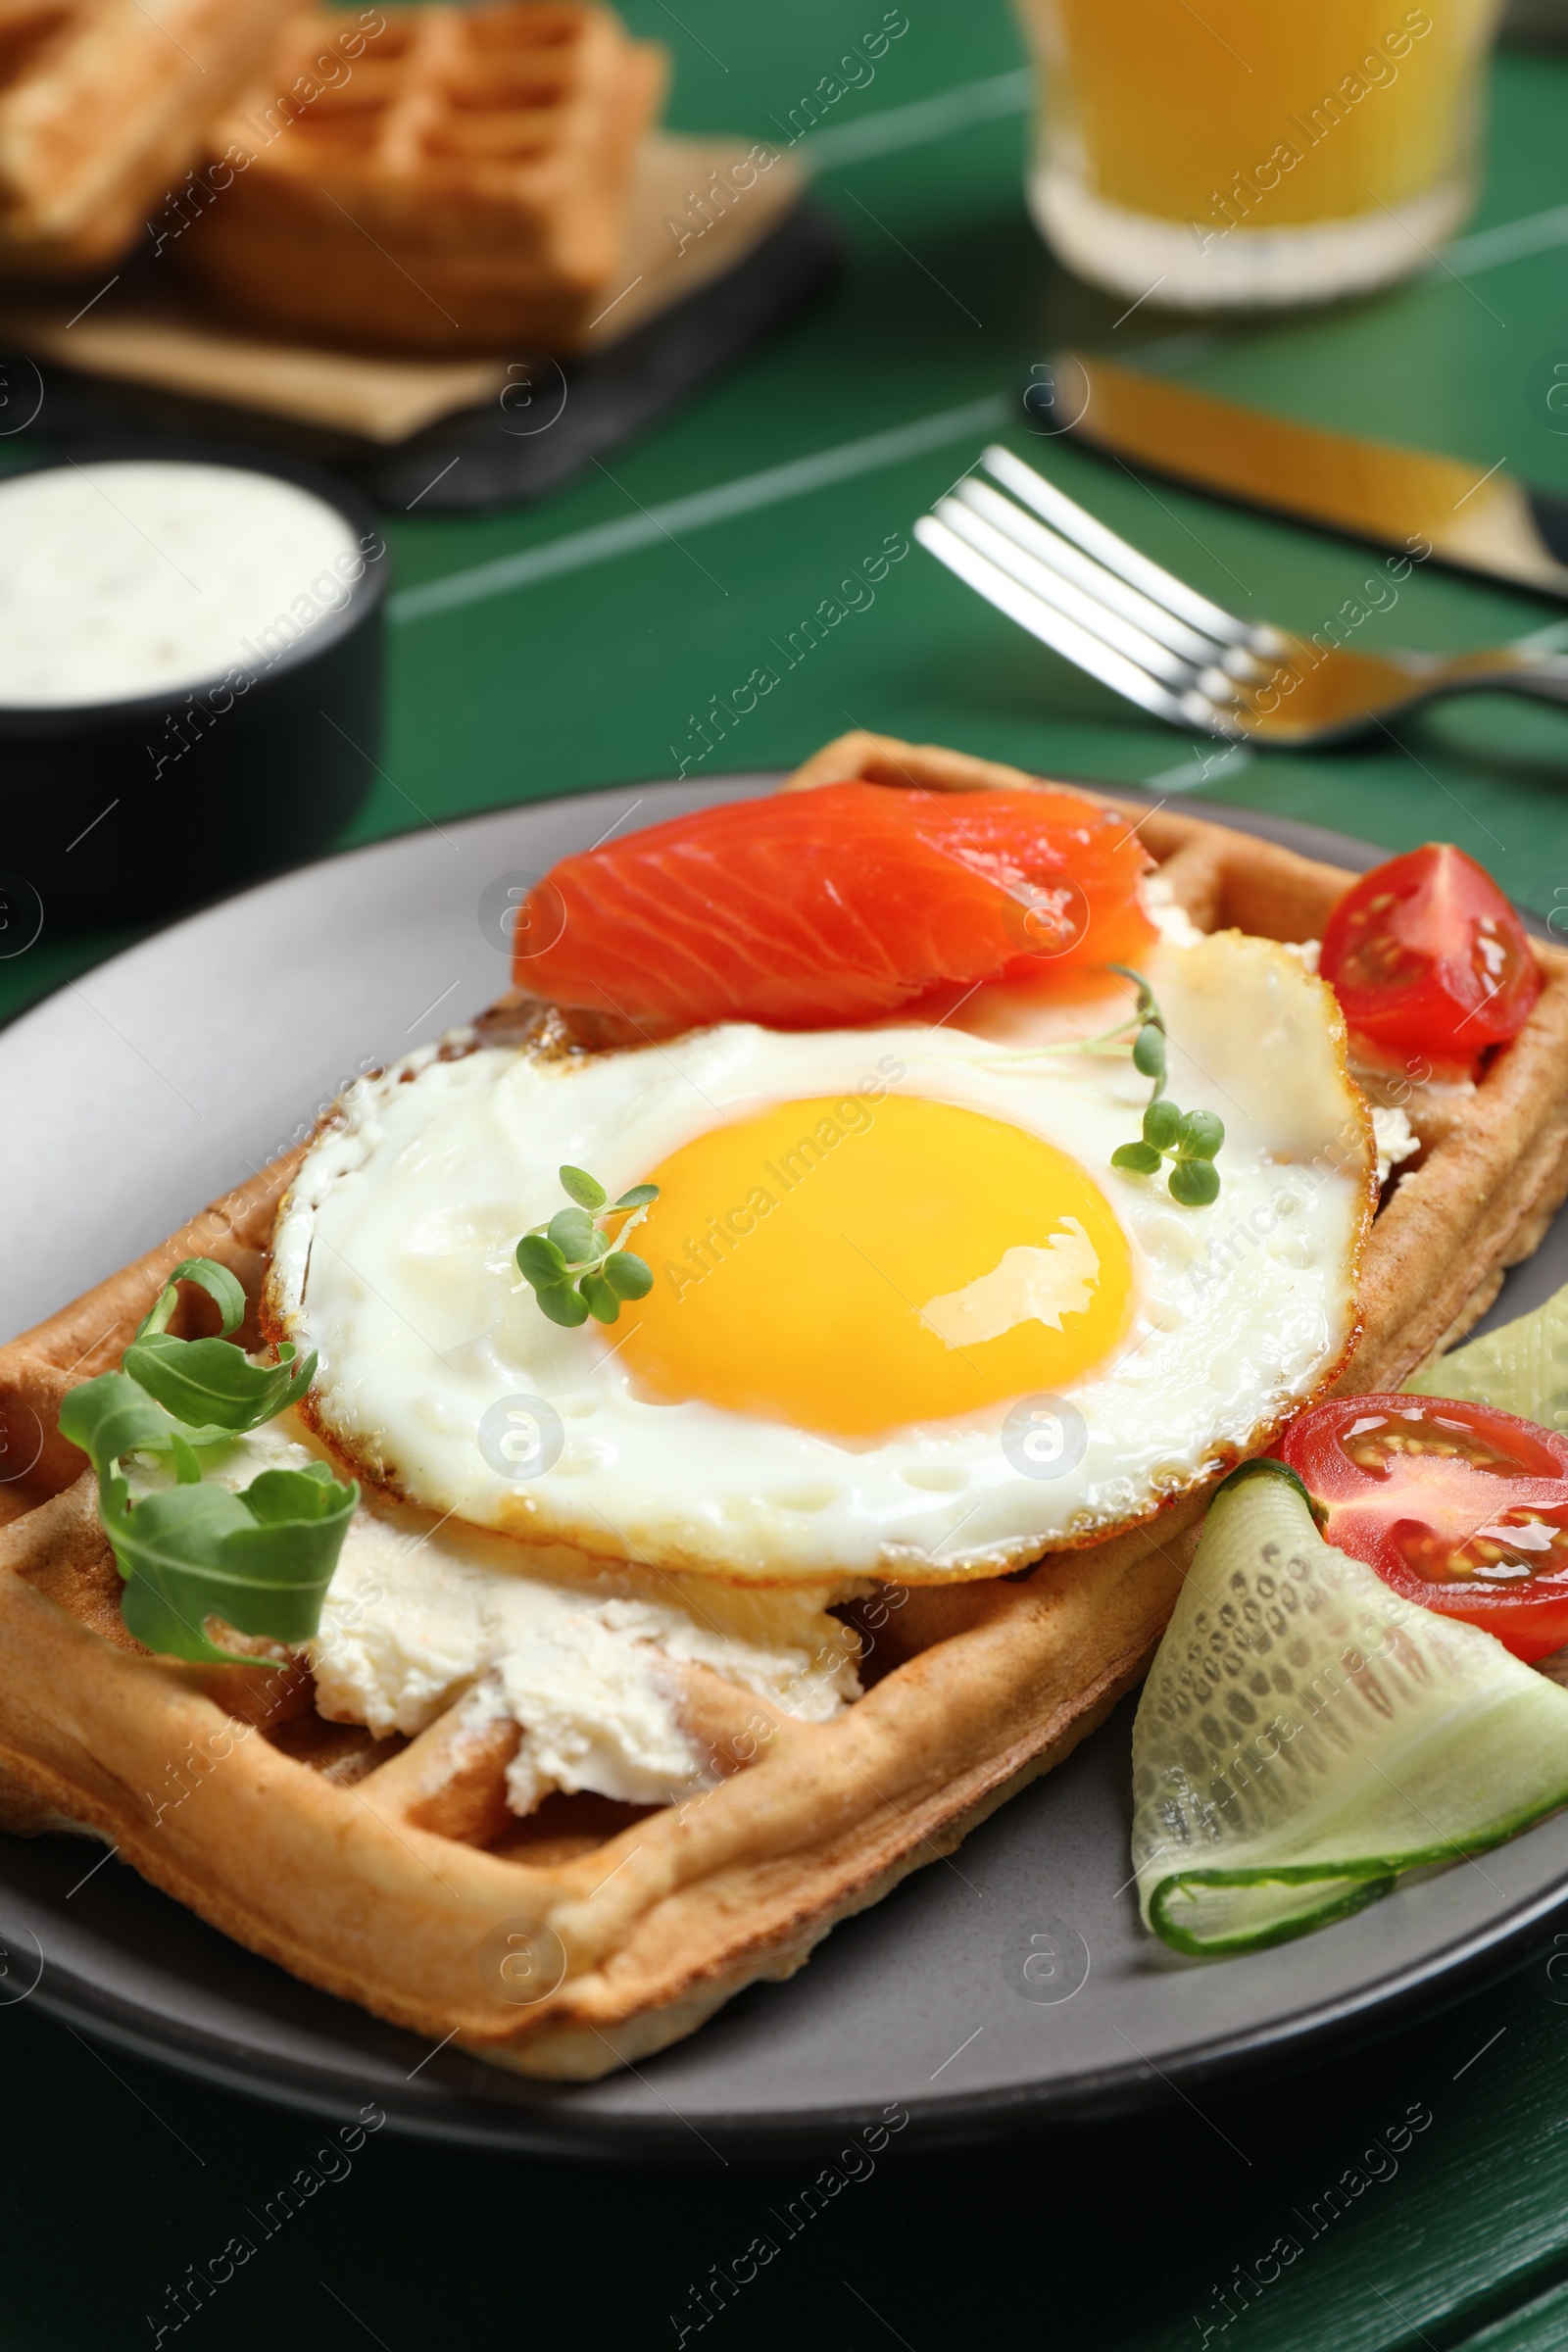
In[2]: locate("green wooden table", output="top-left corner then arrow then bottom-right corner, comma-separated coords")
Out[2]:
7,6 -> 1568,2344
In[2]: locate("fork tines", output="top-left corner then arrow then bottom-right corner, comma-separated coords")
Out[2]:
915,444 -> 1284,739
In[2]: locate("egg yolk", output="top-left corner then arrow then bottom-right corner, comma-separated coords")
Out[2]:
613,1095 -> 1134,1436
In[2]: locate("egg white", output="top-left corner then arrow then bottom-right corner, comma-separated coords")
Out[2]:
266,933 -> 1374,1584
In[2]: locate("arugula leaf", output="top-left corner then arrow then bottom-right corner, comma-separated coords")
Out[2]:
122,1255 -> 315,1432
105,1460 -> 357,1666
121,1331 -> 316,1434
61,1260 -> 351,1668
60,1370 -> 181,1491
169,1432 -> 205,1487
137,1257 -> 247,1342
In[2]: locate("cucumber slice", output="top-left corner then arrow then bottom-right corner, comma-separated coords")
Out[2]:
1131,1466 -> 1568,1956
1404,1279 -> 1568,1435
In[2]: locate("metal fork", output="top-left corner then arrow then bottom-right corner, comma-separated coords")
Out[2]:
914,445 -> 1568,750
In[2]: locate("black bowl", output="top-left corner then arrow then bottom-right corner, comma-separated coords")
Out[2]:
0,440 -> 388,922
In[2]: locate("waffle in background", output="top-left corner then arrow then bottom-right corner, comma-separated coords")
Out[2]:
176,3 -> 669,353
0,0 -> 297,271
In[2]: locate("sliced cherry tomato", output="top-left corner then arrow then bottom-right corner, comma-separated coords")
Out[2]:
1319,843 -> 1539,1076
1274,1394 -> 1568,1662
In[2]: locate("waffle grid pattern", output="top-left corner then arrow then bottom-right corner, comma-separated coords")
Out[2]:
179,4 -> 667,349
0,0 -> 295,266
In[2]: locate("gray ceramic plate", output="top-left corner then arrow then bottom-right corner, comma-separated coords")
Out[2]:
3,778 -> 1565,2159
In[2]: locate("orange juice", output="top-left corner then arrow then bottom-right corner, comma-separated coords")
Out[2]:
1015,0 -> 1501,307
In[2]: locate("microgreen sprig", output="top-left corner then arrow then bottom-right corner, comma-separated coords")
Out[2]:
1106,964 -> 1225,1208
515,1165 -> 660,1328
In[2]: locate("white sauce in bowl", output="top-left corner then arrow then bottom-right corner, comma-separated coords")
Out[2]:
0,460 -> 366,710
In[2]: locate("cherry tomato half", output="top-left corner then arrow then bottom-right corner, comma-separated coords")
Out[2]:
1274,1394 -> 1568,1662
1319,843 -> 1540,1075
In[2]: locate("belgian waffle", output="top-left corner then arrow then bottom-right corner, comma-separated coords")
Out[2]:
2,736 -> 1566,2082
177,3 -> 667,352
0,0 -> 296,270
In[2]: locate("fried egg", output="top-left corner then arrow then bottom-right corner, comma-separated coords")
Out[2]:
266,932 -> 1374,1584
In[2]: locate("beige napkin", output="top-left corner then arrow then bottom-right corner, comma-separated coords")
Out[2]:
0,135 -> 805,445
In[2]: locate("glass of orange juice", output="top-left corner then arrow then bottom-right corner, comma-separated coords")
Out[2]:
1013,0 -> 1503,308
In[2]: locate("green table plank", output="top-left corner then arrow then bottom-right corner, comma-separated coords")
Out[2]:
7,9 -> 1568,2347
3,1941 -> 1568,2351
1462,2278 -> 1568,2351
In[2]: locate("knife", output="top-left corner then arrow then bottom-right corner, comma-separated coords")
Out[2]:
1041,351 -> 1568,602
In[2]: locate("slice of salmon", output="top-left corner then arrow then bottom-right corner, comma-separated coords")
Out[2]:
514,780 -> 1156,1031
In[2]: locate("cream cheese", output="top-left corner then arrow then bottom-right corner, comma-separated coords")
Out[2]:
128,1419 -> 860,1814
1370,1103 -> 1420,1187
1143,872 -> 1205,948
0,461 -> 364,709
